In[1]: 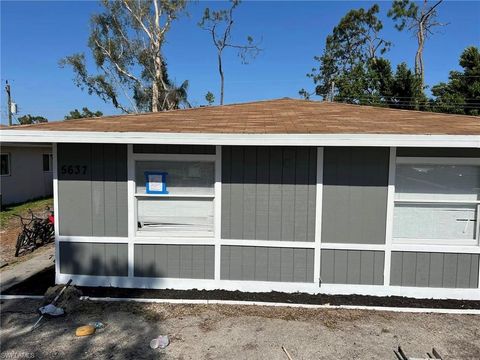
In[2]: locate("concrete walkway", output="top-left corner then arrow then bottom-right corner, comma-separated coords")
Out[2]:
0,247 -> 54,293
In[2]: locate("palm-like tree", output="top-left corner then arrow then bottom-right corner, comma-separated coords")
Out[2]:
160,80 -> 191,110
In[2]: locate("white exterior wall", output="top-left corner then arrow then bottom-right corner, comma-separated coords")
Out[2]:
1,145 -> 53,205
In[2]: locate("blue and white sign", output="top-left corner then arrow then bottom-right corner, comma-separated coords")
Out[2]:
145,172 -> 168,194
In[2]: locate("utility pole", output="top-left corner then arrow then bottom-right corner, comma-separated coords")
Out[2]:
5,80 -> 12,126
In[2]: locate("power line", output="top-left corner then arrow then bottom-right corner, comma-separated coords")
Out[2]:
5,81 -> 12,126
331,96 -> 480,109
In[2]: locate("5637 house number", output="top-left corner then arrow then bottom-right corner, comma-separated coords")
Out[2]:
61,165 -> 87,175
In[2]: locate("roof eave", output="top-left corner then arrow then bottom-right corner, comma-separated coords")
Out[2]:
1,129 -> 480,148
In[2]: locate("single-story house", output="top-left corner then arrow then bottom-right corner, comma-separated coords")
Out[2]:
1,142 -> 53,205
1,98 -> 479,300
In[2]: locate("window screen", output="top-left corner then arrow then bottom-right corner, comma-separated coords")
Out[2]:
43,154 -> 53,172
135,161 -> 214,195
393,161 -> 479,245
135,159 -> 215,237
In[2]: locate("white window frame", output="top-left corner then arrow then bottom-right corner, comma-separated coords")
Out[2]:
132,152 -> 217,240
43,153 -> 53,172
1,153 -> 11,176
393,156 -> 480,247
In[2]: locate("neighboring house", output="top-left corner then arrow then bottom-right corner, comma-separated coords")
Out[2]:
1,143 -> 53,205
1,98 -> 479,300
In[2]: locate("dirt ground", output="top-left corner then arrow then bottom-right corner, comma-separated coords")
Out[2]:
0,200 -> 53,269
1,298 -> 479,360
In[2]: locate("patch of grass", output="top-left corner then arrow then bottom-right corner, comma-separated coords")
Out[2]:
0,197 -> 53,228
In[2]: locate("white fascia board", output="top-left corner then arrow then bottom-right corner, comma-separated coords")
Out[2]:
1,130 -> 480,148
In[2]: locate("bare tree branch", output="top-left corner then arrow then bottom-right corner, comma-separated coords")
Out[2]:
199,0 -> 262,104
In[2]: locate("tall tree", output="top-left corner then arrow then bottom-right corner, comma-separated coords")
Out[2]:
199,0 -> 261,105
300,5 -> 391,100
389,62 -> 427,110
431,46 -> 480,115
60,0 -> 187,113
388,0 -> 447,88
64,107 -> 103,120
17,115 -> 48,125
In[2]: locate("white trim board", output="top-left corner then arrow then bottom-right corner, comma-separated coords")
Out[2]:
55,273 -> 480,300
57,236 -> 129,243
2,130 -> 480,148
55,236 -> 480,254
127,144 -> 135,278
314,147 -> 324,286
53,143 -> 60,284
214,145 -> 222,281
80,297 -> 480,315
1,294 -> 477,315
384,147 -> 396,286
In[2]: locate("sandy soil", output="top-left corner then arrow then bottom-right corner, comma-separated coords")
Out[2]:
1,298 -> 479,360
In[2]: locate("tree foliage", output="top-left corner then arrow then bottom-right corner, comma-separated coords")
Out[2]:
301,5 -> 391,100
199,0 -> 261,105
301,4 -> 430,111
388,0 -> 447,88
60,0 -> 188,113
431,46 -> 480,115
205,91 -> 215,106
17,115 -> 48,125
64,107 -> 103,120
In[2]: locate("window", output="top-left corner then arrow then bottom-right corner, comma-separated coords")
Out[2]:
393,158 -> 480,246
1,154 -> 10,176
43,154 -> 53,172
135,158 -> 215,237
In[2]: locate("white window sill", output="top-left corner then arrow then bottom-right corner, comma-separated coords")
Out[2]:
135,231 -> 214,238
135,193 -> 214,198
133,236 -> 216,245
392,238 -> 479,247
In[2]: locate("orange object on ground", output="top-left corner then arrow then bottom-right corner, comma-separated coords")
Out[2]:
76,325 -> 96,337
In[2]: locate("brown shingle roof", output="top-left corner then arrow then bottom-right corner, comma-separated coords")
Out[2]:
4,98 -> 480,135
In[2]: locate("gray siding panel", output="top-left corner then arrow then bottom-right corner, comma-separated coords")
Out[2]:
267,247 -> 281,282
268,148 -> 283,240
230,147 -> 245,239
373,252 -> 385,285
221,245 -> 314,282
221,146 -> 316,242
59,242 -> 128,276
322,147 -> 389,245
320,249 -> 384,285
221,147 -> 232,239
243,148 -> 257,239
134,244 -> 214,279
91,144 -> 105,236
390,252 -> 479,288
255,149 -> 270,240
58,143 -> 128,237
470,257 -> 479,288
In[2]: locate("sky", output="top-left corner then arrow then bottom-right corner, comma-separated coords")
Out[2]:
1,0 -> 479,124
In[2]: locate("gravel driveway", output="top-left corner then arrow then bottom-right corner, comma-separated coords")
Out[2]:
1,298 -> 479,359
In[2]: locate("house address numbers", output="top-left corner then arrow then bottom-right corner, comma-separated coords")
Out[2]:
60,165 -> 87,175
